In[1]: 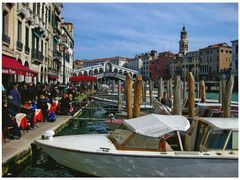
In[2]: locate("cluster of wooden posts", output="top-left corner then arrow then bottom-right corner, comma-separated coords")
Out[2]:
118,73 -> 234,119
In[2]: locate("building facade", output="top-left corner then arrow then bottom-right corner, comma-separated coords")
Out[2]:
181,50 -> 200,81
2,3 -> 74,87
199,43 -> 232,80
59,22 -> 74,84
231,39 -> 238,90
231,40 -> 238,75
126,54 -> 143,74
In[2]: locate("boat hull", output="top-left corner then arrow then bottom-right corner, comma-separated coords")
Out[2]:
36,142 -> 238,177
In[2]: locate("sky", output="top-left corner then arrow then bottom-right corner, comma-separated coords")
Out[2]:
62,3 -> 238,60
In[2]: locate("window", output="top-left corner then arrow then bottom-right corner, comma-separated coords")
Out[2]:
25,26 -> 29,47
37,3 -> 40,16
3,10 -> 9,36
45,42 -> 47,58
42,4 -> 44,19
41,40 -> 43,56
33,3 -> 36,14
236,45 -> 238,54
17,20 -> 22,42
45,7 -> 48,28
48,8 -> 51,22
221,49 -> 223,53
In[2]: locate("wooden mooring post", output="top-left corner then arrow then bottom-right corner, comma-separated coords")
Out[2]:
223,75 -> 234,118
133,75 -> 143,118
187,72 -> 195,117
126,74 -> 133,119
169,78 -> 173,100
173,75 -> 182,115
112,80 -> 115,93
200,80 -> 206,103
220,78 -> 226,103
118,80 -> 122,112
158,78 -> 163,101
142,81 -> 147,102
149,80 -> 153,105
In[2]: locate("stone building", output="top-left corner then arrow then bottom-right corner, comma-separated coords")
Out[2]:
231,39 -> 238,90
59,22 -> 74,84
181,50 -> 200,81
199,43 -> 232,80
126,54 -> 143,74
2,3 -> 74,87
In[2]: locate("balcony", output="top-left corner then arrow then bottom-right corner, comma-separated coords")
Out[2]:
16,41 -> 23,51
32,49 -> 43,64
32,14 -> 45,32
53,50 -> 62,63
25,46 -> 30,54
53,23 -> 61,35
2,35 -> 10,45
25,8 -> 34,23
42,29 -> 49,40
17,4 -> 27,17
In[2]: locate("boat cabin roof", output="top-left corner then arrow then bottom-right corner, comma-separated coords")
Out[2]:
196,102 -> 238,108
123,114 -> 190,138
199,117 -> 238,130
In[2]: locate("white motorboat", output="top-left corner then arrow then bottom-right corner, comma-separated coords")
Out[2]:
196,102 -> 238,117
35,114 -> 238,177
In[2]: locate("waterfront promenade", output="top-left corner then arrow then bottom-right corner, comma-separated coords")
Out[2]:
2,115 -> 73,176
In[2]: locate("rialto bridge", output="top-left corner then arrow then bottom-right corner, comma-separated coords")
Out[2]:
72,61 -> 139,80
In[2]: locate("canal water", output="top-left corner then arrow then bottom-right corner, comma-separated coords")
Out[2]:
18,102 -> 114,177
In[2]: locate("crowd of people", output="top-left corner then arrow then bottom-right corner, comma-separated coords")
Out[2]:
2,81 -> 91,140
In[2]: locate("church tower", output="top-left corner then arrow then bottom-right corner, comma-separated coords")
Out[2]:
179,25 -> 188,55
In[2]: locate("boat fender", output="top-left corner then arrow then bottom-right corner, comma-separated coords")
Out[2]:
42,130 -> 55,140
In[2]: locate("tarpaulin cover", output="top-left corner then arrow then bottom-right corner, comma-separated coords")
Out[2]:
2,55 -> 37,77
123,114 -> 190,137
69,75 -> 97,82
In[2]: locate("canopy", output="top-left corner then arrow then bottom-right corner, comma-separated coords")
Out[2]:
200,118 -> 238,130
123,114 -> 190,138
2,55 -> 37,77
69,75 -> 97,82
48,75 -> 59,79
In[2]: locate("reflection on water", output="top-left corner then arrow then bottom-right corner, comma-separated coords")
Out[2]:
18,102 -> 113,177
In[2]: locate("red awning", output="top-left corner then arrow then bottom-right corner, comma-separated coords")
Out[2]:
2,55 -> 37,77
48,75 -> 59,79
69,75 -> 97,82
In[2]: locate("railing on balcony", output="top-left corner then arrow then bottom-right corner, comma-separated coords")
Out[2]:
25,46 -> 30,54
53,24 -> 61,35
16,41 -> 23,51
17,3 -> 27,16
32,48 -> 43,63
2,35 -> 10,45
53,50 -> 62,63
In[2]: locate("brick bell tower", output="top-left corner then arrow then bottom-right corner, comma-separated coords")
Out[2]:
179,25 -> 188,55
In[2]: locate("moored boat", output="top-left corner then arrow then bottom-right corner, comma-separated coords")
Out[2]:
35,114 -> 238,177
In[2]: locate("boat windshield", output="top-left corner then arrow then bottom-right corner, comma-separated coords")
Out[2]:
108,125 -> 175,151
206,130 -> 238,150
